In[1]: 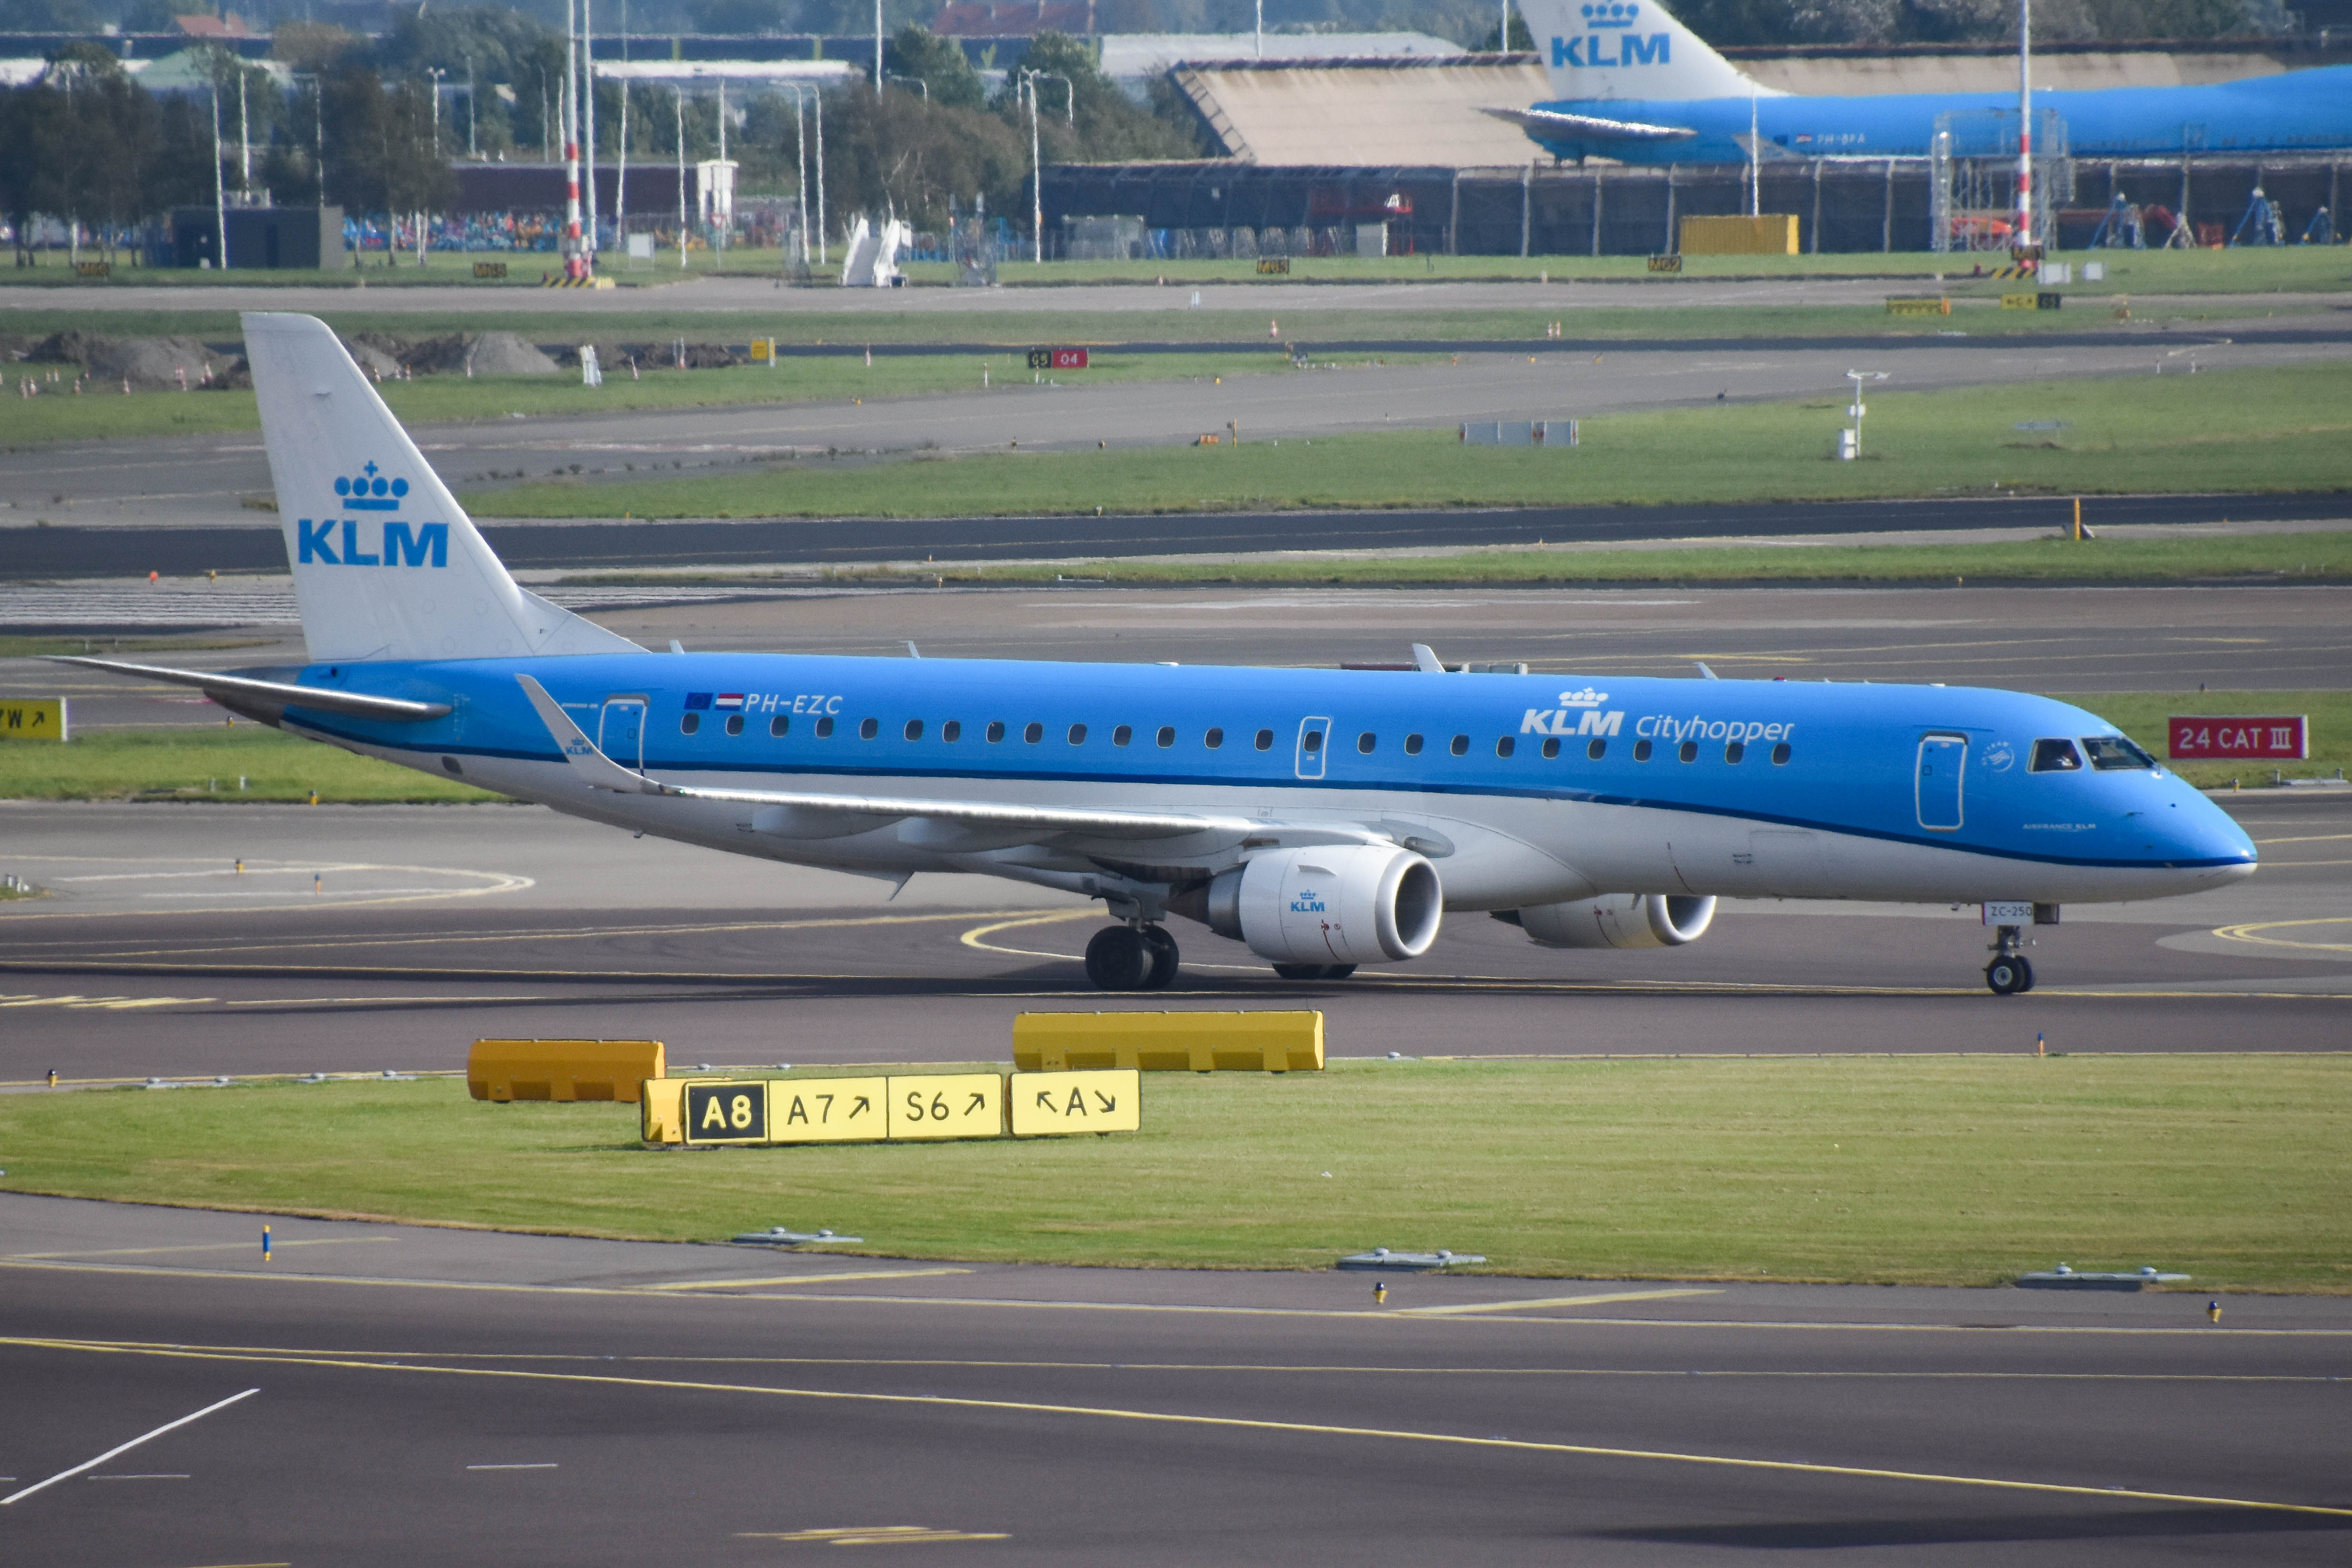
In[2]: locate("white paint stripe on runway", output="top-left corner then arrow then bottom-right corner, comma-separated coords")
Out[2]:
0,1387 -> 257,1506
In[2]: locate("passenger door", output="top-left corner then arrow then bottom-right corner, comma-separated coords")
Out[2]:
1295,716 -> 1330,781
600,696 -> 648,774
1916,734 -> 1967,832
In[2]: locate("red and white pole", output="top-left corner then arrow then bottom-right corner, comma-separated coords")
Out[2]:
2015,0 -> 2036,259
563,0 -> 585,277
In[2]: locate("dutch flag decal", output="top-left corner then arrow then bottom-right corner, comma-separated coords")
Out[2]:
715,693 -> 745,710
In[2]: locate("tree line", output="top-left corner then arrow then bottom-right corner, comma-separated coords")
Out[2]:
0,10 -> 1210,259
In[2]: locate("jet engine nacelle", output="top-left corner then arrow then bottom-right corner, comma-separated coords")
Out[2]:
1187,845 -> 1443,966
1509,893 -> 1716,950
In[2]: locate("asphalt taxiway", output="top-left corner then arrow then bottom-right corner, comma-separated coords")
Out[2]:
3,1193 -> 2347,1567
0,780 -> 2344,1085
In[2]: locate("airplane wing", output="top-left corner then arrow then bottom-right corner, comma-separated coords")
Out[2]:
514,674 -> 1267,845
1482,106 -> 1699,143
49,656 -> 453,721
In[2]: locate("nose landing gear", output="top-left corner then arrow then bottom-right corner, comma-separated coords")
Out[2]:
1985,924 -> 2036,996
1084,923 -> 1179,991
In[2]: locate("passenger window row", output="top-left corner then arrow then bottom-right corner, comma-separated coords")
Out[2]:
677,711 -> 1792,768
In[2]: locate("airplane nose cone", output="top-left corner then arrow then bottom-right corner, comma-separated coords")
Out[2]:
2169,789 -> 2258,879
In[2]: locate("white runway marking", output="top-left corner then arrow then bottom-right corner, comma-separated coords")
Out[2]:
0,1387 -> 257,1506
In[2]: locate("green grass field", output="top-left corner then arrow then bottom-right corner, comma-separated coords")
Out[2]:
2,1057 -> 2344,1290
0,723 -> 500,803
476,361 -> 2352,521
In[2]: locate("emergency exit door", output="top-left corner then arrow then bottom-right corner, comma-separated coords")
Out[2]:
1917,734 -> 1966,831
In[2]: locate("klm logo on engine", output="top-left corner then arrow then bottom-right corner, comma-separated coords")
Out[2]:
296,461 -> 448,567
1522,689 -> 1623,738
1553,2 -> 1669,67
1290,887 -> 1328,915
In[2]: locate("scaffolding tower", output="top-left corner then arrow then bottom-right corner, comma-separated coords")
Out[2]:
1930,107 -> 2072,253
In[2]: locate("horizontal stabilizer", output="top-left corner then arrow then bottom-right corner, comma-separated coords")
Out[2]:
51,656 -> 451,721
515,675 -> 1257,842
1482,105 -> 1697,142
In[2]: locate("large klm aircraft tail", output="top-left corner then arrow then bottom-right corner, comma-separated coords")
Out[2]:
242,312 -> 640,664
1514,0 -> 1775,101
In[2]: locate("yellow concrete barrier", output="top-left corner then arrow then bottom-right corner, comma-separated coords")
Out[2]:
770,1075 -> 890,1144
1886,296 -> 1951,316
1678,215 -> 1800,255
1013,1011 -> 1323,1074
888,1074 -> 1007,1140
1010,1069 -> 1142,1137
682,1080 -> 770,1145
469,1039 -> 665,1103
640,1077 -> 686,1144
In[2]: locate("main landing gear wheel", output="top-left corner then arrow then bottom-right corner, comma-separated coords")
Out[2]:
1985,955 -> 2035,996
1139,925 -> 1180,991
1084,925 -> 1179,991
1084,926 -> 1150,991
1271,963 -> 1358,981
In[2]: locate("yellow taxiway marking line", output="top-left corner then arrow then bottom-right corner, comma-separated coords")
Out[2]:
25,1341 -> 2344,1383
9,1337 -> 2347,1521
2211,917 -> 2352,955
7,1258 -> 2349,1336
45,1341 -> 2352,1380
8,1237 -> 397,1262
0,859 -> 533,920
1403,1289 -> 1722,1316
742,1527 -> 1009,1545
2252,833 -> 2352,845
28,908 -> 1068,962
648,1269 -> 975,1291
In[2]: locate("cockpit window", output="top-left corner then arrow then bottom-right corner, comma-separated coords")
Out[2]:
2029,739 -> 2082,773
2082,735 -> 2157,771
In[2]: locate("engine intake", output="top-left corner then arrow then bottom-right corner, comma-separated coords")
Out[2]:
1181,845 -> 1443,967
1505,893 -> 1716,950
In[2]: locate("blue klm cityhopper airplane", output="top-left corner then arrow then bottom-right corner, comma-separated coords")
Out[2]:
1497,0 -> 2352,164
61,315 -> 2254,995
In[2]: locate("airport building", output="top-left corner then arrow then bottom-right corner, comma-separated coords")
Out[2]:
1048,34 -> 2352,257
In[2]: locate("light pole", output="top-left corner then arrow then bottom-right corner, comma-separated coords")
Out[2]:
1018,69 -> 1071,266
874,0 -> 883,91
1022,73 -> 1040,264
467,58 -> 477,158
428,66 -> 445,155
674,85 -> 686,270
1843,370 -> 1887,460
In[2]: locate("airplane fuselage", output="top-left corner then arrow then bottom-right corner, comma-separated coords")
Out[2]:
1528,66 -> 2352,165
275,652 -> 2254,910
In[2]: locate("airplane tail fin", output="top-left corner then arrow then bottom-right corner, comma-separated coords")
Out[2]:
242,312 -> 640,664
1515,0 -> 1772,102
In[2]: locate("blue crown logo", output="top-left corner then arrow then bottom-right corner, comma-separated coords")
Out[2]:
336,461 -> 409,512
1582,1 -> 1639,27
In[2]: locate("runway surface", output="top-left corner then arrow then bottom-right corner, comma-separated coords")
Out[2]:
10,490 -> 2352,582
2,1193 -> 2347,1567
6,316 -> 2342,530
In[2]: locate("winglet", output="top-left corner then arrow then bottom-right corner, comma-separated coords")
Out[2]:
1411,643 -> 1447,674
515,674 -> 661,793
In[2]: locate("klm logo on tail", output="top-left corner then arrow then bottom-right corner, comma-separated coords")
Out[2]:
1554,1 -> 1668,67
297,460 -> 448,567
